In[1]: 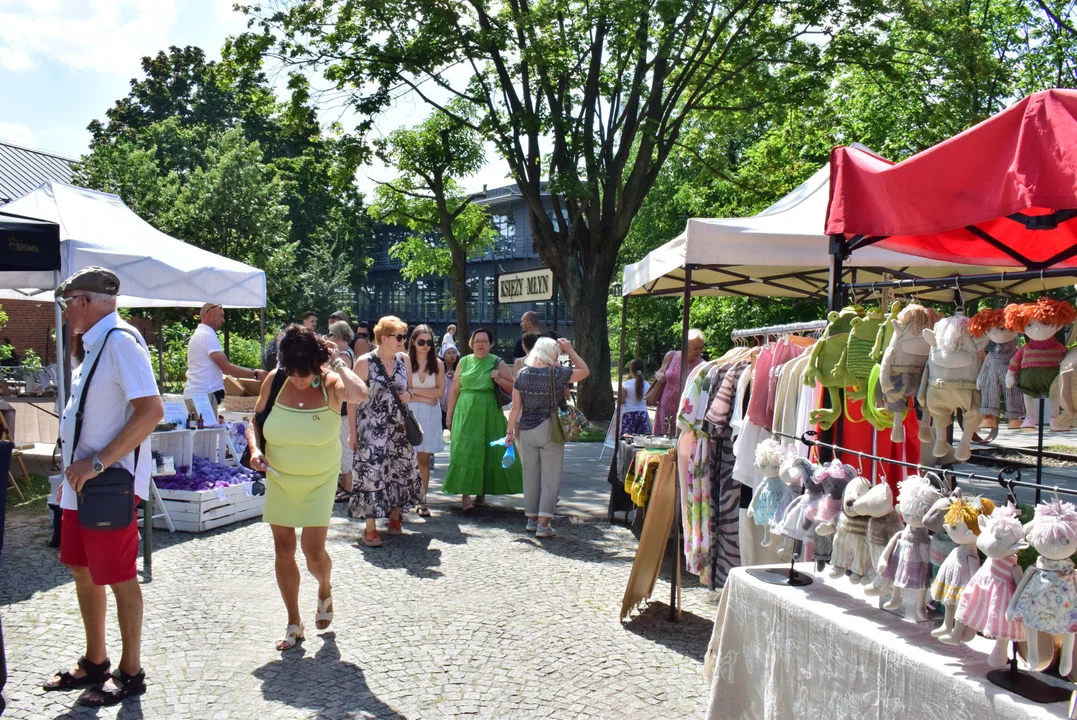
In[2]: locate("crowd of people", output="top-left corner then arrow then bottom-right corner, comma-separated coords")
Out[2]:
46,266 -> 591,705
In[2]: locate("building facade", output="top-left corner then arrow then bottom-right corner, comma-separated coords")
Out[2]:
359,184 -> 572,351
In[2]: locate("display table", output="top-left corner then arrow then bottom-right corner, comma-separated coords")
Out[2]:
704,565 -> 1073,719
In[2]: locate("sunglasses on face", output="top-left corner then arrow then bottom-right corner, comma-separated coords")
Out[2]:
56,294 -> 85,312
356,332 -> 369,339
390,334 -> 407,342
414,339 -> 433,347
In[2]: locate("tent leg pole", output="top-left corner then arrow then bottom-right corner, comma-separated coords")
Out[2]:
670,267 -> 692,623
260,307 -> 266,359
156,310 -> 165,392
614,296 -> 627,443
53,284 -> 65,406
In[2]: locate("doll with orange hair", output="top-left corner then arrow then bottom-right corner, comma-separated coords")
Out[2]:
1005,298 -> 1077,429
968,308 -> 1024,430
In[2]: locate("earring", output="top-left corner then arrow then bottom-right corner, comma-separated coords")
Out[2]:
312,375 -> 320,388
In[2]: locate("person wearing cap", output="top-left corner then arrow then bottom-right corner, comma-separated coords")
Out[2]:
45,266 -> 163,706
328,310 -> 351,326
185,303 -> 266,402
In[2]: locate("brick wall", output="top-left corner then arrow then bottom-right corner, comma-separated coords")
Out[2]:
0,299 -> 158,365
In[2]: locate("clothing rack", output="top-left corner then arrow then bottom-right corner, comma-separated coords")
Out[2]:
730,320 -> 828,339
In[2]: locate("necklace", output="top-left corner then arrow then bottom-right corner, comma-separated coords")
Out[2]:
298,401 -> 304,407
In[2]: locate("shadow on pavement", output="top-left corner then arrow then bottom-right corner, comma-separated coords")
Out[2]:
253,634 -> 405,719
621,602 -> 713,662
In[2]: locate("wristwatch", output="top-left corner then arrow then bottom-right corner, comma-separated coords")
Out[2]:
91,454 -> 104,473
331,358 -> 347,371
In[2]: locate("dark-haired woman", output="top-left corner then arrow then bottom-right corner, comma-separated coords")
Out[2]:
246,325 -> 368,651
443,328 -> 522,511
348,316 -> 424,546
619,358 -> 652,435
407,324 -> 444,517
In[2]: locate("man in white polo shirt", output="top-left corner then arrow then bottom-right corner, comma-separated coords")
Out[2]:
46,266 -> 163,707
185,303 -> 265,401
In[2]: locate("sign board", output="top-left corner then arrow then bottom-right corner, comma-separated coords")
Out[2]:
162,401 -> 190,427
497,268 -> 554,304
185,394 -> 220,426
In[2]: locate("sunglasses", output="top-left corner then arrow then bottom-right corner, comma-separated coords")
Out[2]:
414,339 -> 433,347
388,334 -> 407,342
250,480 -> 266,496
56,294 -> 85,312
356,332 -> 369,339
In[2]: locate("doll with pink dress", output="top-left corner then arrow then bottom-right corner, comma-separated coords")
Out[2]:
955,503 -> 1027,668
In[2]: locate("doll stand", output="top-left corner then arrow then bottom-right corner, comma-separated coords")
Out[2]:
745,543 -> 813,587
987,643 -> 1071,704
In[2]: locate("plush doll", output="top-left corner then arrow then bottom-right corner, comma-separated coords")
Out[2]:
771,456 -> 811,558
806,460 -> 855,571
853,482 -> 904,594
955,504 -> 1027,668
804,305 -> 864,430
747,439 -> 788,547
917,313 -> 983,462
776,461 -> 826,558
1052,343 -> 1077,430
968,308 -> 1025,430
931,491 -> 995,643
877,304 -> 941,442
817,474 -> 872,582
920,473 -> 958,585
1006,498 -> 1077,675
1004,297 -> 1077,429
879,475 -> 944,620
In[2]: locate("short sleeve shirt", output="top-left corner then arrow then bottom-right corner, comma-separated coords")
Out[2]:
185,323 -> 225,395
59,313 -> 159,510
514,365 -> 573,430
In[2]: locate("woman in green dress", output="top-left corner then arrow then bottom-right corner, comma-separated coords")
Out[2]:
246,326 -> 368,651
444,328 -> 522,511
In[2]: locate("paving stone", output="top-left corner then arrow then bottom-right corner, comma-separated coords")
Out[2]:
0,503 -> 715,718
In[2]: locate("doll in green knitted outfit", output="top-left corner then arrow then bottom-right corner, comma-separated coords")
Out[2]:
1004,298 -> 1076,418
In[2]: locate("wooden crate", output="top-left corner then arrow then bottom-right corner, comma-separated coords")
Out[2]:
150,429 -> 193,471
192,427 -> 236,465
155,482 -> 264,533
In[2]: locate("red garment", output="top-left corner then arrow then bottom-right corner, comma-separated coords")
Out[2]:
826,398 -> 920,501
59,498 -> 141,586
748,340 -> 803,431
826,90 -> 1077,268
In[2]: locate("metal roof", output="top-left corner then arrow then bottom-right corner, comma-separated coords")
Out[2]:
0,141 -> 76,205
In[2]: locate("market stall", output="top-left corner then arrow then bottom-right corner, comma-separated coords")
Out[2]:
701,89 -> 1077,714
0,182 -> 271,556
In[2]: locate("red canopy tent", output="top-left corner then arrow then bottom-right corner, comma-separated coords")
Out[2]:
826,89 -> 1077,269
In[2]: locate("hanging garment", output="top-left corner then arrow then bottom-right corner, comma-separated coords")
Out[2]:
703,362 -> 750,589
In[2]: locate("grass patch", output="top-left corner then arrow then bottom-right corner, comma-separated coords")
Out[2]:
6,472 -> 51,515
1045,445 -> 1077,455
574,427 -> 608,443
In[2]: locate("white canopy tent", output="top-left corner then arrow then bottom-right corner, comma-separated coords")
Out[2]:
621,151 -> 1067,302
0,182 -> 268,405
0,182 -> 266,308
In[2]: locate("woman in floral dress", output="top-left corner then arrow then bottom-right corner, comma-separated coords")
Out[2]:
348,316 -> 423,546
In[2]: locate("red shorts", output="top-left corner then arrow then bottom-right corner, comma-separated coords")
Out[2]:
59,497 -> 140,586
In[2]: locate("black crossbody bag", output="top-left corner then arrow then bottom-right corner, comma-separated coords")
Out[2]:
240,370 -> 287,470
369,353 -> 424,447
70,328 -> 141,530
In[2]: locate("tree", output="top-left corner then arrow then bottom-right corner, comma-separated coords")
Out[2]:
252,0 -> 834,418
369,108 -> 495,342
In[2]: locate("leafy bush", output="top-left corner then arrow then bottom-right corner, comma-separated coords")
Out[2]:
157,322 -> 264,393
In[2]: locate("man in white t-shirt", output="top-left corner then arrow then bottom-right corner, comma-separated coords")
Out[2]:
185,303 -> 265,401
48,266 -> 163,706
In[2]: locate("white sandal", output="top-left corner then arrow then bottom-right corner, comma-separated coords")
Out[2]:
277,623 -> 304,651
315,596 -> 333,630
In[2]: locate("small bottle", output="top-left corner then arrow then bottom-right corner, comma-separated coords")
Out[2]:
197,413 -> 204,430
187,412 -> 196,430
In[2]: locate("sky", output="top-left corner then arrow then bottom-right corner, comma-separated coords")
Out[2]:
0,0 -> 510,196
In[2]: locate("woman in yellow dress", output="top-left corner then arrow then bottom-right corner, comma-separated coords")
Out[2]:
246,325 -> 368,650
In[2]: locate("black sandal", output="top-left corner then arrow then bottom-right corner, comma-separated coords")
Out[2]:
335,483 -> 351,503
78,668 -> 146,707
43,656 -> 111,692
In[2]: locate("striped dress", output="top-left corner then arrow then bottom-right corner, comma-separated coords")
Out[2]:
703,362 -> 749,590
956,555 -> 1026,641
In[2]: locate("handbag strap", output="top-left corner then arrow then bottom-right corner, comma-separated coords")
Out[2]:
369,353 -> 410,418
71,327 -> 141,466
550,366 -> 559,418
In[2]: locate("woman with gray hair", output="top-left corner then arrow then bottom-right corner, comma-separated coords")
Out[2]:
505,337 -> 589,537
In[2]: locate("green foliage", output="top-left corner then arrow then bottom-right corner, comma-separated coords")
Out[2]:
292,238 -> 356,325
157,322 -> 263,393
20,349 -> 43,374
0,305 -> 9,363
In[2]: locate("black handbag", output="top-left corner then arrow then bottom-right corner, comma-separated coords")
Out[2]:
240,370 -> 287,470
69,328 -> 140,530
369,354 -> 423,447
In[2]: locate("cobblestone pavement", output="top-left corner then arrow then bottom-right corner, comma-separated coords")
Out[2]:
0,501 -> 717,719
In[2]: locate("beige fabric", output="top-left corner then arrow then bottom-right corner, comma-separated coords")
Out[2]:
737,511 -> 785,568
705,565 -> 1070,720
620,452 -> 676,621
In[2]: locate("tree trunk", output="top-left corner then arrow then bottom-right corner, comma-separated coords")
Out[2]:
450,250 -> 470,352
559,260 -> 616,420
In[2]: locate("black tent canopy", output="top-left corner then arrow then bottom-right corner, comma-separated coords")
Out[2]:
0,211 -> 60,274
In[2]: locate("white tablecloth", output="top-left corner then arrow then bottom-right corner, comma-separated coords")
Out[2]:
704,564 -> 1073,719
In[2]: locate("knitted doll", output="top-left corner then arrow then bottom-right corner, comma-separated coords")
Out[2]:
967,308 -> 1024,430
1005,298 -> 1076,429
878,304 -> 940,443
776,461 -> 826,558
955,503 -> 1027,668
931,491 -> 995,643
1007,498 -> 1077,675
806,460 -> 855,571
771,456 -> 811,558
817,474 -> 872,582
879,475 -> 943,620
747,439 -> 788,547
917,314 -> 983,462
853,481 -> 903,594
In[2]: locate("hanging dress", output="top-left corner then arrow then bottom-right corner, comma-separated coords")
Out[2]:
442,353 -> 524,496
262,381 -> 341,528
349,352 -> 424,519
